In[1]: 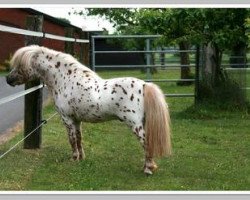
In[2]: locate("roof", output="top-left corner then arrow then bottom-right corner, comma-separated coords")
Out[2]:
22,8 -> 83,32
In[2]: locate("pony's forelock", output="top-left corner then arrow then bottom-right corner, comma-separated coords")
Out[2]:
11,45 -> 41,69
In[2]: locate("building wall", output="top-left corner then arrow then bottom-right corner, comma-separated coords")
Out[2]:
0,8 -> 86,65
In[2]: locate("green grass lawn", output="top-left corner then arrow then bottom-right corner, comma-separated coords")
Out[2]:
0,69 -> 249,191
0,71 -> 8,77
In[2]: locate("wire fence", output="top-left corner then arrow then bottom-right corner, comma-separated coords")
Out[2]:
0,20 -> 89,157
0,112 -> 58,160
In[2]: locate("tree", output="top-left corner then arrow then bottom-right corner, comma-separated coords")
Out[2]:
57,17 -> 71,25
200,9 -> 249,86
75,8 -> 249,106
77,8 -> 197,81
136,9 -> 204,84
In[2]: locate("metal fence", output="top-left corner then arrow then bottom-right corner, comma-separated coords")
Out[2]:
91,35 -> 201,98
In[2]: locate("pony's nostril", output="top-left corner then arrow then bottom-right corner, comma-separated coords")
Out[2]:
6,76 -> 15,86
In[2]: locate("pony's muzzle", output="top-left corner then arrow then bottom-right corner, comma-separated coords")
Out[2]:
6,75 -> 16,87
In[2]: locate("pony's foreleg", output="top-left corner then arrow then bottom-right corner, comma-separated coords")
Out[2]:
133,125 -> 157,175
62,117 -> 83,160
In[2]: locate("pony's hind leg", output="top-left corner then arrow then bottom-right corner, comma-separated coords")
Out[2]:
133,124 -> 158,175
75,123 -> 85,160
62,117 -> 84,160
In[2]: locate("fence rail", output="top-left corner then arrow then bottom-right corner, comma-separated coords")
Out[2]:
94,50 -> 197,54
0,84 -> 44,106
0,24 -> 89,43
91,34 -> 201,99
0,15 -> 89,151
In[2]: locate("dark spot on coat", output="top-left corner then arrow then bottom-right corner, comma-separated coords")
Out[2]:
121,87 -> 127,95
135,127 -> 139,134
130,94 -> 134,101
68,70 -> 72,75
55,62 -> 60,68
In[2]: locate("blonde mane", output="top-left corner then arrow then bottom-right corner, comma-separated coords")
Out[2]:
10,45 -> 41,69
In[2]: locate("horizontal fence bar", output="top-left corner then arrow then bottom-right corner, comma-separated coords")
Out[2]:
95,64 -> 196,68
224,67 -> 250,71
164,94 -> 195,97
0,84 -> 44,106
94,50 -> 196,54
221,64 -> 250,67
92,35 -> 162,39
45,33 -> 75,42
76,38 -> 89,43
145,79 -> 195,82
0,24 -> 43,37
0,24 -> 89,43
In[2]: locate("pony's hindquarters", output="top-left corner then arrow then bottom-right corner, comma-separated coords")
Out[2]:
144,83 -> 172,159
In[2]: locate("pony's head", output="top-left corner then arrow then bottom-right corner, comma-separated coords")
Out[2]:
6,45 -> 40,86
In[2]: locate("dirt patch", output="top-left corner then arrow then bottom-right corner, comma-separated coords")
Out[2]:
0,96 -> 53,145
0,120 -> 23,145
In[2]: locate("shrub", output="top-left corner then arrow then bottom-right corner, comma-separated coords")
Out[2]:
197,76 -> 248,110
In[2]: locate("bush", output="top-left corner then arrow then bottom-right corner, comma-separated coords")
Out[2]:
0,54 -> 12,72
197,77 -> 248,110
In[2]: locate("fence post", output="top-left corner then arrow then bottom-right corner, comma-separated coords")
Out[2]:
91,35 -> 96,71
80,32 -> 90,67
195,45 -> 200,105
65,27 -> 74,54
24,15 -> 43,149
145,38 -> 152,80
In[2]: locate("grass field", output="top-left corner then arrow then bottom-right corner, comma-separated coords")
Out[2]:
0,69 -> 249,191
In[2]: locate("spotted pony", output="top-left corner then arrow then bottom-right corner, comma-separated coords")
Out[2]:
6,45 -> 172,175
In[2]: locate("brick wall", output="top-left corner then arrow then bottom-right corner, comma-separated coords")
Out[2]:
0,8 -> 87,65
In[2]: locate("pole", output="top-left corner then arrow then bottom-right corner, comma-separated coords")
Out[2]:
146,38 -> 152,80
195,45 -> 200,105
24,15 -> 43,149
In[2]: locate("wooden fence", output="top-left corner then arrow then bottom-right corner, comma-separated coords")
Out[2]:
0,15 -> 89,149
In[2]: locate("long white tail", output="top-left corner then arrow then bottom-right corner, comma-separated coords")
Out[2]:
144,83 -> 172,158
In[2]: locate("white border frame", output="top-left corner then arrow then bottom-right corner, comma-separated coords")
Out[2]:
0,2 -> 249,199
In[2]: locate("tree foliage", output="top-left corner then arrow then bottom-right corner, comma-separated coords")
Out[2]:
75,8 -> 250,106
80,8 -> 249,49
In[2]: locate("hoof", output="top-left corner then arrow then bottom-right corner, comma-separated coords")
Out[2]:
144,167 -> 153,175
78,154 -> 86,160
143,162 -> 158,175
79,152 -> 86,160
150,163 -> 158,171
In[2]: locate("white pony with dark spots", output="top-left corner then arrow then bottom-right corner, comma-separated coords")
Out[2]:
6,45 -> 172,175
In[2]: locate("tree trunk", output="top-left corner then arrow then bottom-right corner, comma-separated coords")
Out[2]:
203,42 -> 225,87
178,41 -> 191,86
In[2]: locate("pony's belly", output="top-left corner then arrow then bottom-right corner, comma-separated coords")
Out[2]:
79,112 -> 117,123
74,107 -> 116,123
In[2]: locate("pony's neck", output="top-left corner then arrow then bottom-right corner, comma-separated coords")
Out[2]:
34,51 -> 71,87
33,50 -> 97,91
